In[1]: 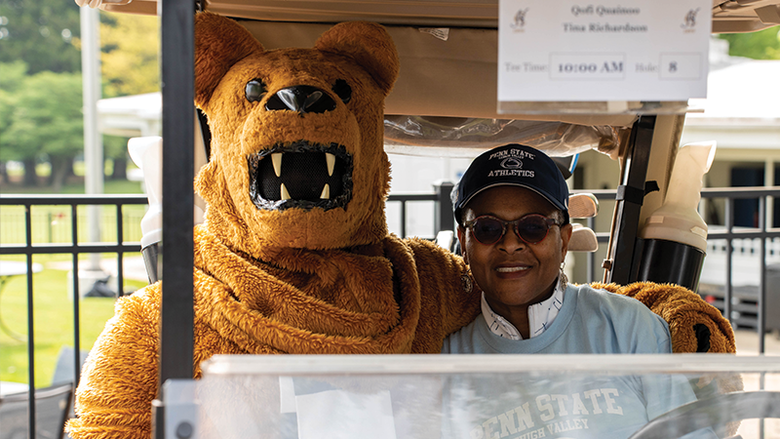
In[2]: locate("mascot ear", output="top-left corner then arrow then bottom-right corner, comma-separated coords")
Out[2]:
315,22 -> 400,96
195,12 -> 264,108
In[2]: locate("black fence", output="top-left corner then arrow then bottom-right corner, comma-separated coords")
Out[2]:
2,186 -> 780,438
0,194 -> 147,439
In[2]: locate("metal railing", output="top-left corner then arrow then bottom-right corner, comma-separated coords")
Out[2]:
2,185 -> 780,437
700,187 -> 780,354
0,190 -> 450,438
0,188 -> 449,395
0,194 -> 146,439
580,187 -> 780,354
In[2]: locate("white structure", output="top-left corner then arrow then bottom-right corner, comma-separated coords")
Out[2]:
97,92 -> 162,137
683,60 -> 780,167
682,59 -> 780,227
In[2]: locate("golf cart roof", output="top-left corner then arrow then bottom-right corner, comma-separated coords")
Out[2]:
85,0 -> 780,156
99,0 -> 780,33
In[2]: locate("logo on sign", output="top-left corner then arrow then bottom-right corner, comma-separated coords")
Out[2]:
510,8 -> 529,32
681,8 -> 699,32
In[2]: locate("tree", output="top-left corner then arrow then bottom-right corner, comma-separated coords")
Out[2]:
100,11 -> 160,98
0,61 -> 29,184
0,0 -> 82,74
4,71 -> 84,191
0,61 -> 27,138
99,11 -> 161,180
719,26 -> 780,60
104,134 -> 129,180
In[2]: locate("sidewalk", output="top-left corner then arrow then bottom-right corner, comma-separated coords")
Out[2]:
734,328 -> 780,356
47,256 -> 149,283
732,329 -> 780,439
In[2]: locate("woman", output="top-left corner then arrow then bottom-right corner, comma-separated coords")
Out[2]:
441,144 -> 711,439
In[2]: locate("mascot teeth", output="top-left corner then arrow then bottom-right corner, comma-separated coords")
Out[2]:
325,152 -> 336,177
272,153 -> 283,177
326,153 -> 336,177
247,141 -> 354,211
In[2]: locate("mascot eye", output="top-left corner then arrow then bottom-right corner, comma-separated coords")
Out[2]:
332,79 -> 352,104
245,79 -> 267,103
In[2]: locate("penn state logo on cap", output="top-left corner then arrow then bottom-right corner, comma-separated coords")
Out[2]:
500,157 -> 523,169
452,144 -> 569,224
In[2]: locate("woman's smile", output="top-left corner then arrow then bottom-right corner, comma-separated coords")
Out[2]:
496,265 -> 529,273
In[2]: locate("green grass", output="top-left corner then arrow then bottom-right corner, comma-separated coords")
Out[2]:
1,178 -> 150,387
0,177 -> 144,195
1,179 -> 147,246
0,204 -> 147,246
0,255 -> 149,387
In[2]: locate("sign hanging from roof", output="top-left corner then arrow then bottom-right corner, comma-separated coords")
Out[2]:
497,0 -> 711,107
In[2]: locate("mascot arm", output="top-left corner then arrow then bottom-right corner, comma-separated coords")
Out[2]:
406,238 -> 482,349
66,285 -> 162,439
591,281 -> 736,355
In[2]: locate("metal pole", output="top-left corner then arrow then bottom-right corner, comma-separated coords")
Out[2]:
158,0 -> 195,387
400,201 -> 406,238
24,204 -> 35,437
80,7 -> 104,273
725,198 -> 733,329
759,197 -> 766,354
435,182 -> 454,235
72,204 -> 82,390
153,2 -> 195,437
605,116 -> 656,285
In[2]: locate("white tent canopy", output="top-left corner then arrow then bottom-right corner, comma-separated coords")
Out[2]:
683,60 -> 780,151
97,92 -> 161,137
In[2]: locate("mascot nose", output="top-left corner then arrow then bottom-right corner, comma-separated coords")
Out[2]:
265,86 -> 337,114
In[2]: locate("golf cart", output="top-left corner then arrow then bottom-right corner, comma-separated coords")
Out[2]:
73,1 -> 780,438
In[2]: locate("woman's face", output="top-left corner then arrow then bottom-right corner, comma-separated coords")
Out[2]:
458,186 -> 572,317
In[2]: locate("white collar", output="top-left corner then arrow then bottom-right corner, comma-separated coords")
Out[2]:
481,280 -> 565,340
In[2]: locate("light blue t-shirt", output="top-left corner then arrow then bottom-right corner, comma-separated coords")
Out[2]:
440,284 -> 711,439
442,284 -> 671,355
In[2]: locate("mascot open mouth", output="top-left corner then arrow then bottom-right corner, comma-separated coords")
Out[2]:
248,141 -> 354,211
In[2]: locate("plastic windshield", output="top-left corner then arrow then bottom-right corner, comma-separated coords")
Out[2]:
163,354 -> 780,439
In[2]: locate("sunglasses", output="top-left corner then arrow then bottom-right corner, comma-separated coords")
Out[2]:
464,214 -> 560,245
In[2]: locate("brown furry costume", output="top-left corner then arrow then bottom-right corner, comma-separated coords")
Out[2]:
67,12 -> 738,439
67,13 -> 480,439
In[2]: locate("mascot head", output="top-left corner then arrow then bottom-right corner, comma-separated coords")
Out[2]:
194,12 -> 399,254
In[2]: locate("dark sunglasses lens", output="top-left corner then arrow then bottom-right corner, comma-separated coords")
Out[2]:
472,217 -> 505,244
516,216 -> 549,243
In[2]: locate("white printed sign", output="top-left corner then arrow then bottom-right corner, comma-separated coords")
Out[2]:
295,390 -> 397,439
498,0 -> 711,102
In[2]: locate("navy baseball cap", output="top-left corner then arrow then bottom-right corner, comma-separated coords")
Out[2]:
452,144 -> 569,225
